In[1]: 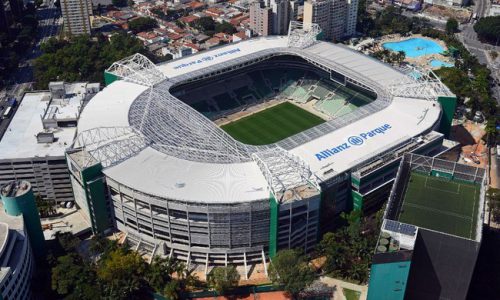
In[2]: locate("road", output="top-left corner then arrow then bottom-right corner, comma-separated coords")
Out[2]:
457,0 -> 500,104
0,0 -> 61,137
1,0 -> 61,99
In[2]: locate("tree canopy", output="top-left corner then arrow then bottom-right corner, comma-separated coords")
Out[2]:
474,16 -> 500,45
317,210 -> 382,284
51,253 -> 102,298
0,3 -> 38,88
215,22 -> 236,34
128,17 -> 158,33
48,233 -> 200,299
34,33 -> 145,89
97,247 -> 149,298
112,0 -> 127,7
269,249 -> 315,298
207,266 -> 240,295
357,6 -> 430,37
193,16 -> 216,35
446,18 -> 459,34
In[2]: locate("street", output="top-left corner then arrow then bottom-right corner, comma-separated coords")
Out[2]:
1,0 -> 62,100
457,0 -> 500,104
0,0 -> 62,138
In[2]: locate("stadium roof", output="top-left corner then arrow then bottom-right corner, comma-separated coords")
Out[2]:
75,36 -> 448,203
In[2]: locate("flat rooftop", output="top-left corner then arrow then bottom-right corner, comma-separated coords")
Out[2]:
398,171 -> 481,240
0,92 -> 78,159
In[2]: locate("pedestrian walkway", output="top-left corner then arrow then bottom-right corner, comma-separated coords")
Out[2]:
319,276 -> 368,300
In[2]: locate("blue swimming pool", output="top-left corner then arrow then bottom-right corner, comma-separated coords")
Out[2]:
382,38 -> 445,58
429,59 -> 454,68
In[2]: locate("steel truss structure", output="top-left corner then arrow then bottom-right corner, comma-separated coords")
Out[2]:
72,126 -> 149,168
389,66 -> 453,101
106,53 -> 166,87
252,147 -> 320,201
129,88 -> 250,164
287,21 -> 321,48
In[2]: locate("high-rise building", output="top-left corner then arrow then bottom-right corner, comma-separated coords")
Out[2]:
345,0 -> 358,36
60,0 -> 92,36
250,1 -> 272,36
266,0 -> 291,35
250,0 -> 291,36
303,0 -> 357,41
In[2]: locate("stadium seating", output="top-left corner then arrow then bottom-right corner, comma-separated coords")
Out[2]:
248,71 -> 273,98
213,93 -> 241,111
176,66 -> 375,120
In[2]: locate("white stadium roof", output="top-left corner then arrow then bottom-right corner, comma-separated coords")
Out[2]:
74,36 -> 451,203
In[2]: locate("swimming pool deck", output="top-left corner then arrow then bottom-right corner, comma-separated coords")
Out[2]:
379,34 -> 454,70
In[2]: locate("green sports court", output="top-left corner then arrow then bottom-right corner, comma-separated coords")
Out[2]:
220,102 -> 325,145
398,171 -> 480,239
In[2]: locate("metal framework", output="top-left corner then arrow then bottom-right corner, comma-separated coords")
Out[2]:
252,147 -> 320,201
287,21 -> 321,48
389,66 -> 453,101
72,126 -> 149,168
106,53 -> 166,87
129,86 -> 251,164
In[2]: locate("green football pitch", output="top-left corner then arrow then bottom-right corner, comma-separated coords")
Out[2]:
398,172 -> 480,239
220,102 -> 325,145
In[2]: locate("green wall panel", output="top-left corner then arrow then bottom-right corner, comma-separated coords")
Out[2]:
352,190 -> 363,211
437,96 -> 457,138
269,193 -> 278,258
104,71 -> 119,86
81,163 -> 109,234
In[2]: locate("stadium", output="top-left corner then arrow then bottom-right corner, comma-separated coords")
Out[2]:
66,25 -> 456,275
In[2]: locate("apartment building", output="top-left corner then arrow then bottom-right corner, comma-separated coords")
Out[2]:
61,0 -> 92,36
303,0 -> 357,41
250,1 -> 273,36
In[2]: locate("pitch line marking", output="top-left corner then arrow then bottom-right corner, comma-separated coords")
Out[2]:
403,202 -> 473,221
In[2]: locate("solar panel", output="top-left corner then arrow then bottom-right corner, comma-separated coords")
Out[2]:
384,219 -> 417,236
384,220 -> 400,232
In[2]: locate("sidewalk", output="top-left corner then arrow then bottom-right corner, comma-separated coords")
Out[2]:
319,276 -> 368,300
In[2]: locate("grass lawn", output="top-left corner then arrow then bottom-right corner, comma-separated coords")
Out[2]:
220,102 -> 325,145
343,288 -> 361,300
398,172 -> 480,239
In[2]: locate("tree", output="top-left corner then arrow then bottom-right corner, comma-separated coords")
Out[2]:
193,16 -> 216,35
51,253 -> 102,298
488,188 -> 500,222
163,279 -> 181,300
146,256 -> 179,292
35,33 -> 146,89
36,194 -> 57,218
269,249 -> 315,298
55,231 -> 81,253
97,248 -> 148,299
128,17 -> 157,33
446,18 -> 459,35
207,266 -> 240,295
474,16 -> 500,45
215,22 -> 236,34
317,210 -> 380,284
112,0 -> 127,7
